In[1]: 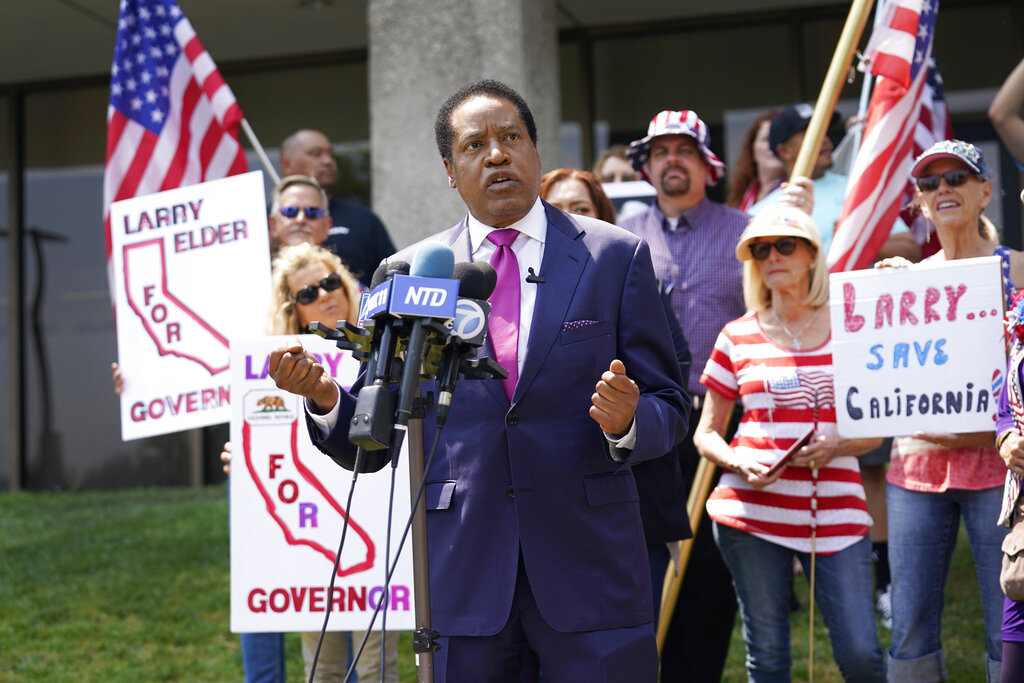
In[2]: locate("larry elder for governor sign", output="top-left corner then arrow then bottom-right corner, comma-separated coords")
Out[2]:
230,335 -> 415,632
110,171 -> 271,440
830,256 -> 1006,438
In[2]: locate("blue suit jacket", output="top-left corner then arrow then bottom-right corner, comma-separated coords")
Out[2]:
312,202 -> 687,636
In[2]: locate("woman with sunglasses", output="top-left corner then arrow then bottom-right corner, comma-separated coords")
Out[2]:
693,205 -> 886,681
878,140 -> 1024,682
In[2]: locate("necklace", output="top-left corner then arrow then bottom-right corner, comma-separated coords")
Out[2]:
771,306 -> 821,350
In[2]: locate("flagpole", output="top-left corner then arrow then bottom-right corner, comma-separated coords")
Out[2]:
791,0 -> 876,181
851,0 -> 886,154
240,118 -> 281,185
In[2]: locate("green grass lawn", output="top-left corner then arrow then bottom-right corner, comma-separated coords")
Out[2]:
0,485 -> 994,681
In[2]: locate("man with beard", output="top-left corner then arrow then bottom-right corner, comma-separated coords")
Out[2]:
280,128 -> 396,286
619,109 -> 747,682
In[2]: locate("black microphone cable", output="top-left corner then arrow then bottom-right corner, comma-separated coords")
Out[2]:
306,446 -> 369,683
342,422 -> 447,683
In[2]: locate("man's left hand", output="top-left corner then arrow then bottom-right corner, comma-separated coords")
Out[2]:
590,358 -> 639,437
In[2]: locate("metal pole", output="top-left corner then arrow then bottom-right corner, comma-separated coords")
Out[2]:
240,118 -> 280,185
406,405 -> 436,682
6,90 -> 26,491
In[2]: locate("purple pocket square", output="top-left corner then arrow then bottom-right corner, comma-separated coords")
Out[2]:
563,319 -> 600,331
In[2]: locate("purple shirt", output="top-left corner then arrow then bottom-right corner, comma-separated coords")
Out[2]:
620,197 -> 748,395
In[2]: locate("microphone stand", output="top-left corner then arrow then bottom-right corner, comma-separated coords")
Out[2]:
406,390 -> 439,682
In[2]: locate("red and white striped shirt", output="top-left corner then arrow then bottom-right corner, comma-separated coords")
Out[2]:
701,312 -> 871,554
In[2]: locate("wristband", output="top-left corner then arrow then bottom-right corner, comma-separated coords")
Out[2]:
997,429 -> 1015,452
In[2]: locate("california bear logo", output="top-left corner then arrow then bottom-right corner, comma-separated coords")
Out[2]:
256,395 -> 287,411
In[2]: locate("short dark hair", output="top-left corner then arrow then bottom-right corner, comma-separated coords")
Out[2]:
434,79 -> 538,164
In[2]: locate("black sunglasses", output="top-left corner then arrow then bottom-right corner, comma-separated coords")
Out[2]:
748,236 -> 802,261
293,272 -> 344,305
278,205 -> 326,219
915,168 -> 976,193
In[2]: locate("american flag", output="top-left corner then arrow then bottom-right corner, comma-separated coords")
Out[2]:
103,0 -> 247,281
827,0 -> 942,272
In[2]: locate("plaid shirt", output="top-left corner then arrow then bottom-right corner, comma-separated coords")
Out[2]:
620,197 -> 748,395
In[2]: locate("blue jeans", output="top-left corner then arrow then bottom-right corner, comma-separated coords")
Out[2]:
886,484 -> 1005,682
241,632 -> 286,683
714,523 -> 885,682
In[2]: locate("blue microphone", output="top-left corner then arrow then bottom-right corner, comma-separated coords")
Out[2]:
392,244 -> 457,448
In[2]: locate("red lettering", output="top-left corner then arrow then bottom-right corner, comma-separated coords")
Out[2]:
875,294 -> 893,329
269,589 -> 289,613
278,480 -> 298,503
269,454 -> 284,479
186,391 -> 198,413
843,282 -> 865,333
923,287 -> 941,324
130,402 -> 146,422
289,586 -> 307,611
348,586 -> 367,611
899,291 -> 918,325
201,388 -> 215,408
248,588 -> 267,613
155,207 -> 171,227
233,220 -> 248,240
309,587 -> 324,612
945,284 -> 967,321
331,588 -> 345,612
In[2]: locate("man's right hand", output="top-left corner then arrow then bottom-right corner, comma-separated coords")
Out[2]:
268,341 -> 339,414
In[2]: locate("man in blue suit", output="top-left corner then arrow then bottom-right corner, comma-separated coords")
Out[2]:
268,80 -> 687,682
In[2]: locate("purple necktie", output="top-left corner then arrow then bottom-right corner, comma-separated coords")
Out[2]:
486,228 -> 521,400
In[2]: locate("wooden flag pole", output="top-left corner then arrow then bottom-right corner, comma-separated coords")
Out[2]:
790,0 -> 876,182
656,456 -> 718,654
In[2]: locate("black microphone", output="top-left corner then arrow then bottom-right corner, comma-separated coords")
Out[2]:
526,267 -> 545,284
435,262 -> 500,426
347,260 -> 411,456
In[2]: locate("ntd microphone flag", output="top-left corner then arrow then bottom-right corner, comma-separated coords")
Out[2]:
388,275 -> 459,319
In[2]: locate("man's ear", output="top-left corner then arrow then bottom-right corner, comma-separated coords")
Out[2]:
444,159 -> 456,189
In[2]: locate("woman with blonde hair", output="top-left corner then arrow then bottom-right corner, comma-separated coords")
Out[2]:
267,242 -> 362,337
694,205 -> 886,681
881,140 -> 1024,682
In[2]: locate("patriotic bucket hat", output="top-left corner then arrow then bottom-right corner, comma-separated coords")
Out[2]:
627,110 -> 727,185
911,139 -> 990,180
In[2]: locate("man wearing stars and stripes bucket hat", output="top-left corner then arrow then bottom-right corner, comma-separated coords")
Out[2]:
619,110 -> 748,682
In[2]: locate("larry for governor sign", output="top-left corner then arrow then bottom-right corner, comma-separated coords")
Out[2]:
830,256 -> 1006,438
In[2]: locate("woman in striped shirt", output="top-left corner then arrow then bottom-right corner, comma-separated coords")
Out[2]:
693,206 -> 886,681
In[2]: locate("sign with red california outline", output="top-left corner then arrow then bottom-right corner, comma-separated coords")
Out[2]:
229,335 -> 415,633
110,171 -> 271,440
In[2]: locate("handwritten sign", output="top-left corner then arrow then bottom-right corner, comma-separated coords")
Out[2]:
829,256 -> 1005,438
229,335 -> 415,632
110,171 -> 271,440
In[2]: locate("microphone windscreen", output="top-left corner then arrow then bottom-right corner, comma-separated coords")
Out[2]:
370,259 -> 410,288
459,262 -> 496,300
410,242 -> 455,279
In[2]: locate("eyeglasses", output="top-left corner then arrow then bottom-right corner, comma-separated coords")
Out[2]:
293,272 -> 344,305
748,236 -> 801,261
915,168 -> 976,193
278,205 -> 326,219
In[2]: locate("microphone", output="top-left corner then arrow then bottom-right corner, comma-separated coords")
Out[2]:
390,243 -> 458,453
526,267 -> 545,284
346,260 -> 411,456
435,262 -> 500,426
